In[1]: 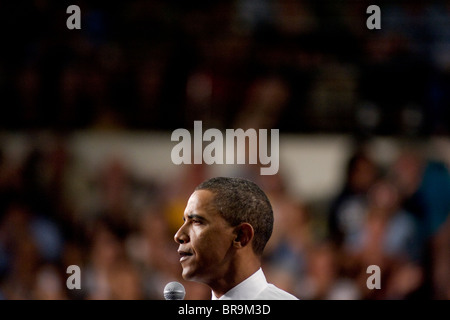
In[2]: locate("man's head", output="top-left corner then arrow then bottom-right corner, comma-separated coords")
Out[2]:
194,177 -> 274,255
174,177 -> 274,284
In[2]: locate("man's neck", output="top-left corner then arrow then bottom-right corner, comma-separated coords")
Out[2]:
210,260 -> 261,298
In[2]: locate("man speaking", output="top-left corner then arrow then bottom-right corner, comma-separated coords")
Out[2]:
174,176 -> 299,300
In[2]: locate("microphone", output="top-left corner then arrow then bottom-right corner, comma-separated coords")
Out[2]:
163,281 -> 186,300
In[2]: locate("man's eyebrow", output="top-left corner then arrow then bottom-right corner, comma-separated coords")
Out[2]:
185,213 -> 207,221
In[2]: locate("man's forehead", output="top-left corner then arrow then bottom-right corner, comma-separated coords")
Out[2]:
184,189 -> 218,215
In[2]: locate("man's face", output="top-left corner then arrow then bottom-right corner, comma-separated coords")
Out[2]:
174,189 -> 236,283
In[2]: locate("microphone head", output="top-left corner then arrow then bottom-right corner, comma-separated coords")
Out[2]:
163,281 -> 186,300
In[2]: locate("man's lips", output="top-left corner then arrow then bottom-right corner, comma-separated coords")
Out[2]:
178,250 -> 193,262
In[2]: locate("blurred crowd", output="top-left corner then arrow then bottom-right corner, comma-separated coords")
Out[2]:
0,0 -> 450,300
0,0 -> 449,135
0,134 -> 449,300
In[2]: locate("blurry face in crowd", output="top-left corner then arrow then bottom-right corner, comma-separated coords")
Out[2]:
350,158 -> 377,192
174,190 -> 236,285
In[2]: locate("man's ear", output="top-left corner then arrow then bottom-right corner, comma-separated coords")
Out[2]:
233,223 -> 254,249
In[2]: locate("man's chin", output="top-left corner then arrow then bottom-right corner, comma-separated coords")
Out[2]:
182,267 -> 205,283
181,267 -> 194,281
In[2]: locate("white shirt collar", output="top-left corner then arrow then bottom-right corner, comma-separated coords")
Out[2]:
211,268 -> 268,300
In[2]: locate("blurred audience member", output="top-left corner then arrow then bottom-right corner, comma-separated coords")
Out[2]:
296,241 -> 361,300
32,263 -> 68,300
107,260 -> 144,300
328,150 -> 379,250
390,150 -> 450,299
83,217 -> 128,300
345,178 -> 423,299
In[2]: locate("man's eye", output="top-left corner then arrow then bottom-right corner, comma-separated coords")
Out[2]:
192,219 -> 202,224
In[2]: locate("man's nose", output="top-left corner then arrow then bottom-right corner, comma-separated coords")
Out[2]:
174,223 -> 189,244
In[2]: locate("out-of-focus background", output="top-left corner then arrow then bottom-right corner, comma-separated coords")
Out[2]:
0,0 -> 449,300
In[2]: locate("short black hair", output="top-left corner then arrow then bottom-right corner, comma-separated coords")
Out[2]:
195,177 -> 273,256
